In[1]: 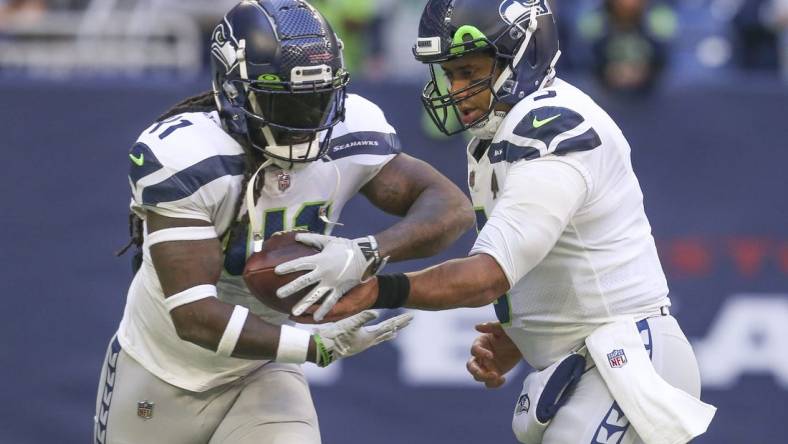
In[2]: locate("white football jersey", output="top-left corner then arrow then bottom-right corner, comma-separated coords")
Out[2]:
468,79 -> 670,370
118,94 -> 400,391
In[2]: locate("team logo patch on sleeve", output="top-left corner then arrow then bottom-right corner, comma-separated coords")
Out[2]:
607,349 -> 628,368
137,401 -> 155,420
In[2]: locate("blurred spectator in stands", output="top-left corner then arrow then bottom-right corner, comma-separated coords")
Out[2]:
0,0 -> 45,27
311,0 -> 385,78
551,0 -> 581,73
578,0 -> 677,95
731,0 -> 779,70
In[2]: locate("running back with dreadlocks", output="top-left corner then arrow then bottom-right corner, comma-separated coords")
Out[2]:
101,81 -> 473,443
120,91 -> 262,271
156,89 -> 265,206
96,1 -> 474,442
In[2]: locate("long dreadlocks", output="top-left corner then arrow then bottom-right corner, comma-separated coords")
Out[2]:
119,91 -> 264,273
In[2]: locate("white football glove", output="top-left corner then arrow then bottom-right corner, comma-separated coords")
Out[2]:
275,233 -> 384,320
312,310 -> 413,367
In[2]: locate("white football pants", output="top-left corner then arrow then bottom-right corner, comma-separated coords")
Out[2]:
93,335 -> 320,444
540,314 -> 702,444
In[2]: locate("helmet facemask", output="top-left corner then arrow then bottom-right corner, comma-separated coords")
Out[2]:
415,3 -> 561,137
221,62 -> 350,169
209,0 -> 350,170
421,49 -> 507,137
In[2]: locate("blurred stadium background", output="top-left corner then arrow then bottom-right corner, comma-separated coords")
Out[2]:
1,0 -> 787,443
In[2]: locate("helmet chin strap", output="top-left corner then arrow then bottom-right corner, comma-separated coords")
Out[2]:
540,49 -> 562,89
245,158 -> 274,253
260,126 -> 323,169
468,109 -> 507,140
492,6 -> 539,96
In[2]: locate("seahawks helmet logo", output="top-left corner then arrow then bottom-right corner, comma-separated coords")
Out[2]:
211,22 -> 239,72
498,0 -> 551,25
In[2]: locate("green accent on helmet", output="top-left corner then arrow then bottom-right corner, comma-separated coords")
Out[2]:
257,73 -> 281,82
256,73 -> 285,90
450,25 -> 489,55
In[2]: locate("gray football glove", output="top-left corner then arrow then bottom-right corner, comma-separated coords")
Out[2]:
312,310 -> 413,367
275,233 -> 385,321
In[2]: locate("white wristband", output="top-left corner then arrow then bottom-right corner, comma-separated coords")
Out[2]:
146,226 -> 217,247
216,305 -> 249,357
276,325 -> 311,364
164,284 -> 217,312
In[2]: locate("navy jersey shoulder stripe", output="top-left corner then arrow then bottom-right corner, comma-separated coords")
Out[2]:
533,90 -> 557,101
513,106 -> 586,148
141,154 -> 245,205
327,131 -> 401,160
554,127 -> 602,155
129,142 -> 163,186
488,141 -> 541,164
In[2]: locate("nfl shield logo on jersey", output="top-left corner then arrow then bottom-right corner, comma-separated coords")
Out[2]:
137,401 -> 154,420
276,170 -> 291,191
515,393 -> 531,415
607,349 -> 628,368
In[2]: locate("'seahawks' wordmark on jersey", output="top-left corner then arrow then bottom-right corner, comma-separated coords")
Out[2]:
119,94 -> 401,391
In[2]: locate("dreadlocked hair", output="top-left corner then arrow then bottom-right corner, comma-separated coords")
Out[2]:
156,90 -> 217,121
160,90 -> 266,251
120,91 -> 265,273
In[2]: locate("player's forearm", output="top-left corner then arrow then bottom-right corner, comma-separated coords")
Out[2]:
375,183 -> 474,262
403,254 -> 509,310
361,153 -> 474,262
171,298 -> 318,363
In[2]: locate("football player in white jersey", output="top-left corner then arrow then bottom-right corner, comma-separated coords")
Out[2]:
296,1 -> 714,443
93,1 -> 474,443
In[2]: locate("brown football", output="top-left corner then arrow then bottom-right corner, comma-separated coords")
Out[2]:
242,231 -> 320,314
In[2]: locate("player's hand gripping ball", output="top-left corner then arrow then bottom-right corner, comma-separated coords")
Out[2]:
243,231 -> 319,314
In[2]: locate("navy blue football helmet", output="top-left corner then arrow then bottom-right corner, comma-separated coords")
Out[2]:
413,0 -> 561,136
211,0 -> 349,165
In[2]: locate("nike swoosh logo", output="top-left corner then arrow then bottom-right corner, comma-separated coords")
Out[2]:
129,152 -> 144,166
533,114 -> 561,128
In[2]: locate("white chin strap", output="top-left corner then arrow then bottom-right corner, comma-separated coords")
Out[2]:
260,126 -> 325,169
468,110 -> 507,140
492,6 -> 540,96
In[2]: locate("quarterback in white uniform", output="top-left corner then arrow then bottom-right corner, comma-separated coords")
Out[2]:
304,1 -> 713,443
93,2 -> 473,443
